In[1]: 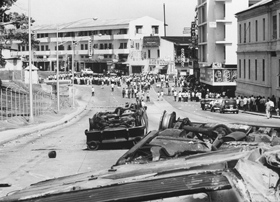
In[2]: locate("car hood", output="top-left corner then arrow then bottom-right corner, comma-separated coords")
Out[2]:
2,146 -> 280,202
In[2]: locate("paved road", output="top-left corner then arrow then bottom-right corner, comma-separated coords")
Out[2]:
0,83 -> 279,197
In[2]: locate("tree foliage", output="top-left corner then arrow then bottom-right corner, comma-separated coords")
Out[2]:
0,0 -> 39,67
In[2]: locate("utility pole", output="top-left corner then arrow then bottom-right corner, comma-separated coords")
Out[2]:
28,0 -> 34,123
163,3 -> 167,37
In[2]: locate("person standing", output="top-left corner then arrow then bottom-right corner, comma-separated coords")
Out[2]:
157,91 -> 161,101
160,90 -> 164,101
111,83 -> 115,92
265,98 -> 271,119
91,86 -> 95,96
174,90 -> 177,101
128,88 -> 131,99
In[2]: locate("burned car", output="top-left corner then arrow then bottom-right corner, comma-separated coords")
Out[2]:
85,102 -> 148,150
2,111 -> 280,202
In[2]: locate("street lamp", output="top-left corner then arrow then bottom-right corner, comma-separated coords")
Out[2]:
28,0 -> 34,122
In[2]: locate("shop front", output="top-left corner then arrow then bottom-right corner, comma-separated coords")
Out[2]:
200,65 -> 237,96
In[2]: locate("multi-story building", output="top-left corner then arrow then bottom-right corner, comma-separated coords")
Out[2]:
8,16 -> 179,75
236,0 -> 280,100
196,0 -> 260,95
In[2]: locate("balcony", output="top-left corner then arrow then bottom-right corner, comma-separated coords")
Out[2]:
94,49 -> 113,54
113,34 -> 129,40
77,50 -> 89,55
115,49 -> 129,54
94,35 -> 112,41
216,40 -> 232,45
37,37 -> 49,43
34,51 -> 51,56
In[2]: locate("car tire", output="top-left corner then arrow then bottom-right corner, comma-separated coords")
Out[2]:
87,141 -> 99,150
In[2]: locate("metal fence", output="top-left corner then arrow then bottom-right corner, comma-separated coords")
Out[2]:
0,83 -> 71,121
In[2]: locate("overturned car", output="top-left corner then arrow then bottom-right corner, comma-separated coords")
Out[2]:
85,102 -> 148,150
2,111 -> 280,202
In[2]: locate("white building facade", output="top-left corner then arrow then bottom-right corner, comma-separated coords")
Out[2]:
9,16 -> 178,75
236,0 -> 280,99
197,0 -> 260,94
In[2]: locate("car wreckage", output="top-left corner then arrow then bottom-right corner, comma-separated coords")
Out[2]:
85,102 -> 148,150
1,110 -> 280,202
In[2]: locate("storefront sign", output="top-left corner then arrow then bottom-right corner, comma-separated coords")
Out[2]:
143,36 -> 160,47
200,67 -> 237,84
149,58 -> 169,66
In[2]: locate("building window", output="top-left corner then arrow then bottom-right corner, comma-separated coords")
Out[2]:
239,24 -> 242,43
46,45 -> 49,50
239,59 -> 241,78
244,23 -> 246,43
152,26 -> 159,34
157,49 -> 160,58
41,45 -> 44,51
81,44 -> 84,50
85,44 -> 88,50
22,46 -> 25,51
136,43 -> 140,50
244,59 -> 246,79
263,18 -> 265,41
255,59 -> 257,80
255,20 -> 258,42
248,59 -> 250,79
273,15 -> 277,39
104,43 -> 108,49
249,22 -> 251,42
262,59 -> 265,81
100,44 -> 103,49
148,50 -> 151,59
109,43 -> 112,49
136,26 -> 143,34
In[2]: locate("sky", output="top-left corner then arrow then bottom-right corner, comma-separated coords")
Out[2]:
10,0 -> 197,36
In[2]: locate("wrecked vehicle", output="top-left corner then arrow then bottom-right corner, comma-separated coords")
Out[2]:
2,111 -> 280,202
84,102 -> 148,150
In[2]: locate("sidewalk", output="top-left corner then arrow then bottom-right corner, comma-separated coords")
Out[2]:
0,85 -> 92,145
151,82 -> 280,120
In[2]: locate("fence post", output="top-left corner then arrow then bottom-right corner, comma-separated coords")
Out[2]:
0,88 -> 2,121
6,89 -> 8,119
18,92 -> 21,116
10,89 -> 13,117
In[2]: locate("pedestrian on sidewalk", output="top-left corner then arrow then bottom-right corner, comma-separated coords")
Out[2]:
269,98 -> 275,118
265,98 -> 271,119
91,86 -> 95,96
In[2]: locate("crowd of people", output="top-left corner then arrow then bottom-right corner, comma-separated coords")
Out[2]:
46,72 -> 280,119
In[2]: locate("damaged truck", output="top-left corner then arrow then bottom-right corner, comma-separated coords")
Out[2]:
2,110 -> 280,202
85,102 -> 148,150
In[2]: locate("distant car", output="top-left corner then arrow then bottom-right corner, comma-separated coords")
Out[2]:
220,99 -> 239,114
210,99 -> 223,112
81,68 -> 94,75
200,98 -> 215,110
84,101 -> 148,150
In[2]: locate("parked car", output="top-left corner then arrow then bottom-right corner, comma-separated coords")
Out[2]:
81,68 -> 94,75
220,98 -> 239,114
84,101 -> 148,150
200,98 -> 215,110
210,99 -> 223,112
3,111 -> 280,202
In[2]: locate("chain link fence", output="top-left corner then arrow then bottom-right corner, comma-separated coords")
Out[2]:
0,81 -> 70,121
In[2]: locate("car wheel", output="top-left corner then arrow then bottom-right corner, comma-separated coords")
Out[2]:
87,141 -> 99,150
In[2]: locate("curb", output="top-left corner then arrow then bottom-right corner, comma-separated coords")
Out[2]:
240,110 -> 280,119
0,97 -> 92,146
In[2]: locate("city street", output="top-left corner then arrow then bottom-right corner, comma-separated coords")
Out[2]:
0,84 -> 279,198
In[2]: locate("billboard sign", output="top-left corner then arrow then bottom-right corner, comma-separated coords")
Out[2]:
143,36 -> 160,47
